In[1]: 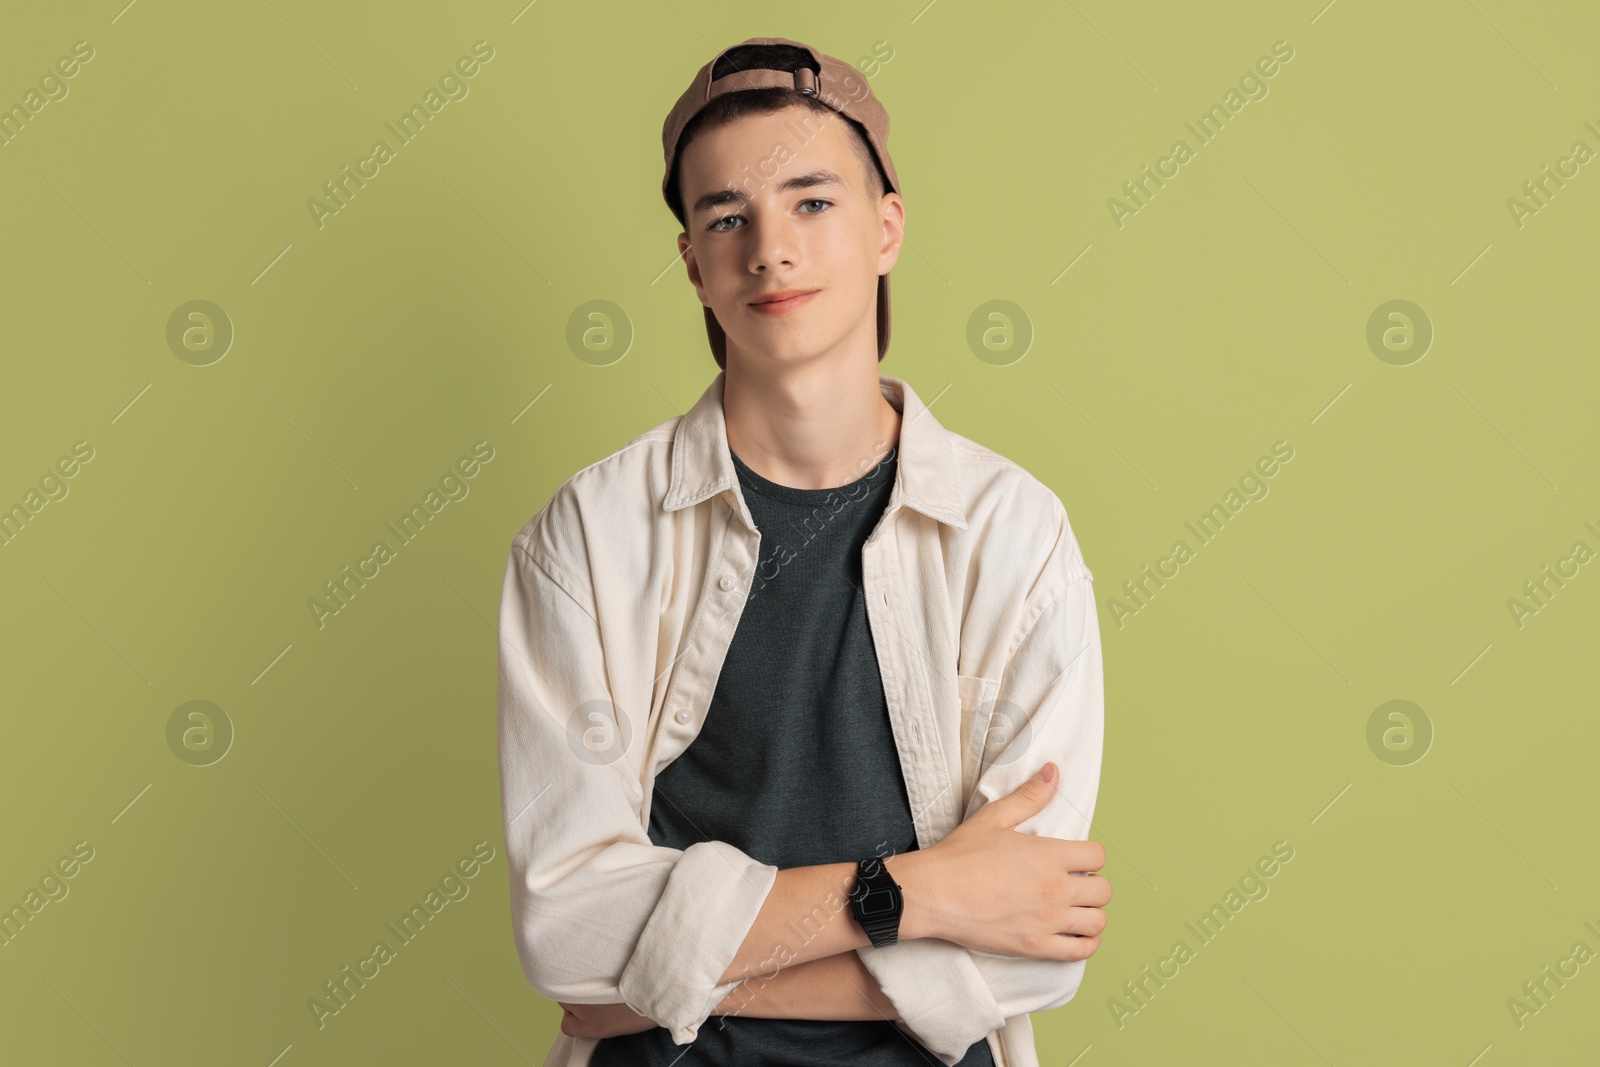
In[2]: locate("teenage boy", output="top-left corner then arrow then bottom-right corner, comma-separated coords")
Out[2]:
497,37 -> 1109,1067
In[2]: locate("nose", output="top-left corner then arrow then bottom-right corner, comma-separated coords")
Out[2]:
746,208 -> 799,274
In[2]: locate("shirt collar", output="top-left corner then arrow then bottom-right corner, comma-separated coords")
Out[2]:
664,370 -> 970,532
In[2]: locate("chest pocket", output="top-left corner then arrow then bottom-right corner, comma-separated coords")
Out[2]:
956,674 -> 1002,810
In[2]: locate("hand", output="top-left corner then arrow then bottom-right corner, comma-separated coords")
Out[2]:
888,761 -> 1110,961
558,1001 -> 659,1040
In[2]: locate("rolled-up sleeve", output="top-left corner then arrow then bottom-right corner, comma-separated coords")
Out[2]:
496,540 -> 779,1044
856,543 -> 1105,1063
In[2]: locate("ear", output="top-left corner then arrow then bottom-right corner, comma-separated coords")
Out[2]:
876,193 -> 906,276
677,232 -> 711,308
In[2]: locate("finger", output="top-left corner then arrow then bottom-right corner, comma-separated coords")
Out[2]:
1049,933 -> 1101,962
1058,839 -> 1107,872
1075,873 -> 1112,906
1056,872 -> 1112,907
1056,904 -> 1108,938
1022,931 -> 1101,962
1062,940 -> 1100,966
972,766 -> 1060,828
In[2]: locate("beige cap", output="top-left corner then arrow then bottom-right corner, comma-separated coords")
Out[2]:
661,37 -> 899,364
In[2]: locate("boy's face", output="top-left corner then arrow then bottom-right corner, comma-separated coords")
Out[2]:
676,104 -> 905,369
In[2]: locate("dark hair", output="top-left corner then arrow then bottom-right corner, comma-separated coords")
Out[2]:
665,44 -> 891,230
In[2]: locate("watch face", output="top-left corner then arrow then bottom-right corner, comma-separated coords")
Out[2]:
859,886 -> 899,916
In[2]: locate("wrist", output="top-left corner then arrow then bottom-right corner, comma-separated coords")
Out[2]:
880,849 -> 943,942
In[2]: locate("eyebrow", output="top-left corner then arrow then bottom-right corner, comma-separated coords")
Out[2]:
690,169 -> 847,218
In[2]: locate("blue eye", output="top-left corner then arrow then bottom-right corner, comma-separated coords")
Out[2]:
707,199 -> 833,232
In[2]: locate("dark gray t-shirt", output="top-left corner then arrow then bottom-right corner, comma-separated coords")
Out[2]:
591,442 -> 995,1066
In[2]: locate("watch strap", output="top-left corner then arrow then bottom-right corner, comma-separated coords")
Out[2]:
849,857 -> 903,947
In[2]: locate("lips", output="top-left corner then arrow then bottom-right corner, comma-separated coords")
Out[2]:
749,289 -> 819,316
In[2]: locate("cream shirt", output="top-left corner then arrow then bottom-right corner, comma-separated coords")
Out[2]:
496,371 -> 1104,1067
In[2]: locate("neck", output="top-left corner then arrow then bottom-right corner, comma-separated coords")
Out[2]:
723,358 -> 901,491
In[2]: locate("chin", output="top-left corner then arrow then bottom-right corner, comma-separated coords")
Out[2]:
731,328 -> 870,366
729,339 -> 831,365
721,323 -> 826,362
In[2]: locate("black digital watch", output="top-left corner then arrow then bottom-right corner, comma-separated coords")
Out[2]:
848,856 -> 904,947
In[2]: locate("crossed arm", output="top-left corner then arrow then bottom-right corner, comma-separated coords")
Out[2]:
560,854 -> 915,1038
561,952 -> 895,1040
502,509 -> 1105,1060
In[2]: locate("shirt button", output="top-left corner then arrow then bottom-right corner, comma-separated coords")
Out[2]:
674,709 -> 691,724
719,575 -> 736,591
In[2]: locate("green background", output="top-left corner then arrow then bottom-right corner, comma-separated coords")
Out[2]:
3,1 -> 1596,1064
